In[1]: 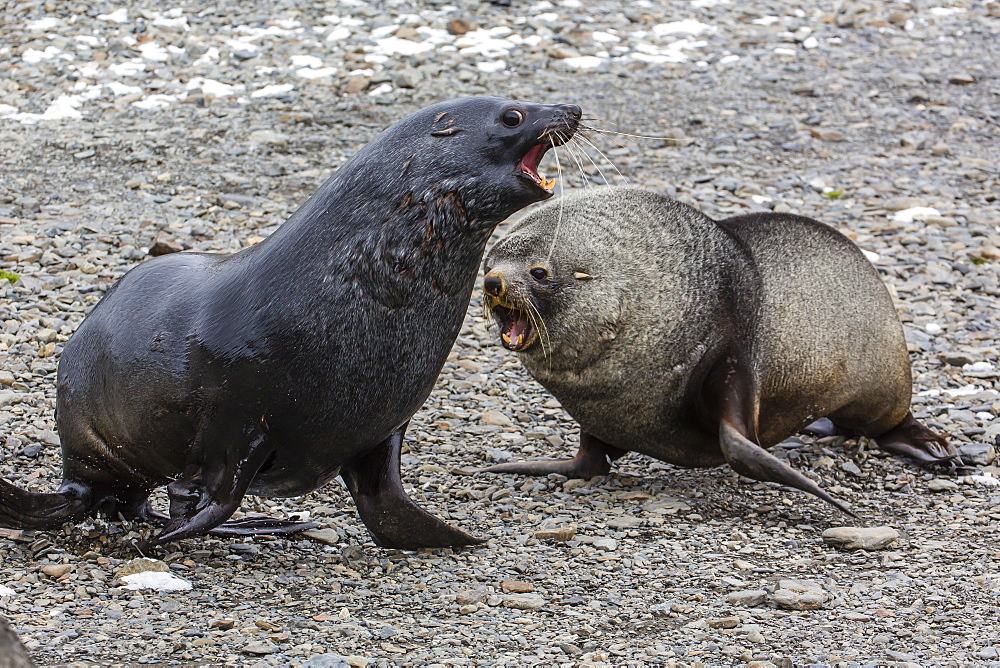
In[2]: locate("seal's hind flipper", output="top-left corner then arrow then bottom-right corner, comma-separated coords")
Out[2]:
0,479 -> 93,530
875,412 -> 962,470
479,431 -> 626,479
719,421 -> 855,516
341,425 -> 484,550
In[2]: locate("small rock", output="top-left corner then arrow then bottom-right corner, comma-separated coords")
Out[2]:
592,537 -> 617,551
455,588 -> 487,605
840,461 -> 863,476
959,442 -> 995,466
243,641 -> 276,655
533,526 -> 576,542
447,19 -> 471,35
927,478 -> 960,492
822,526 -> 899,551
116,558 -> 169,577
343,77 -> 370,95
481,410 -> 513,427
302,528 -> 340,545
148,231 -> 182,257
942,352 -> 976,366
727,589 -> 767,606
948,73 -> 976,85
746,629 -> 765,643
773,579 -> 829,610
502,593 -> 545,610
458,604 -> 478,615
302,654 -> 351,668
0,391 -> 24,407
887,10 -> 907,24
211,619 -> 236,631
248,129 -> 288,145
709,617 -> 740,629
501,580 -> 534,593
810,128 -> 845,142
347,656 -> 370,668
41,564 -> 73,578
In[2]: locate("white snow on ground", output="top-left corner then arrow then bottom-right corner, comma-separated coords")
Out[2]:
121,571 -> 193,592
893,207 -> 942,223
0,584 -> 15,596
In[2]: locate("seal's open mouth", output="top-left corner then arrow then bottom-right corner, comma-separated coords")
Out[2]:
493,303 -> 538,352
519,144 -> 556,193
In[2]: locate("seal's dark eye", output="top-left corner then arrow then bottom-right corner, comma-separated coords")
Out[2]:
501,109 -> 524,128
530,267 -> 548,281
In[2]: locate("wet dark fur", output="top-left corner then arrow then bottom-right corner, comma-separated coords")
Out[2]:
0,97 -> 581,548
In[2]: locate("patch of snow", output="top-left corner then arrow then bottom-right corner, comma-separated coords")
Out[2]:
290,55 -> 324,68
97,8 -> 129,23
368,83 -> 393,96
22,46 -> 67,64
563,55 -> 604,69
186,78 -> 240,97
326,27 -> 352,42
652,20 -> 716,37
108,60 -> 147,77
861,249 -> 880,262
0,104 -> 18,116
0,584 -> 15,596
133,94 -> 180,110
477,59 -> 507,73
964,361 -> 994,373
592,31 -> 620,43
27,17 -> 63,31
928,7 -> 966,16
251,84 -> 294,98
924,322 -> 942,335
122,571 -> 192,592
296,67 -> 338,79
892,206 -> 940,223
106,82 -> 142,96
138,42 -> 169,62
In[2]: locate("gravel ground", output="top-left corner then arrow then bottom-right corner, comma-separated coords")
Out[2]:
1,1 -> 999,665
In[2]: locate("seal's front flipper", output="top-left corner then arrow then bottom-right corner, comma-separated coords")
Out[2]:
479,431 -> 627,479
720,421 -> 855,516
342,425 -> 483,550
151,432 -> 275,545
875,412 -> 962,470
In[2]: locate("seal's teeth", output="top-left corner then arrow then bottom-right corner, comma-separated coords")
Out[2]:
502,332 -> 511,345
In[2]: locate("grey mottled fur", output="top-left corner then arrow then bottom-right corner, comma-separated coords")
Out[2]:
486,186 -> 912,468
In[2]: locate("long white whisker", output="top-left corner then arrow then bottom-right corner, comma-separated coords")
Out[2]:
573,136 -> 612,186
546,138 -> 565,265
564,140 -> 591,189
576,133 -> 629,185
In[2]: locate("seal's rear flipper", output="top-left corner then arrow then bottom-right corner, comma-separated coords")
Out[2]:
875,412 -> 962,470
719,421 -> 855,516
0,479 -> 92,530
342,425 -> 484,550
479,431 -> 626,480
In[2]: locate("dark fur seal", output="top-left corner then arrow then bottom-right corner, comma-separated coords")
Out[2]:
0,615 -> 34,668
0,97 -> 581,548
480,186 -> 958,512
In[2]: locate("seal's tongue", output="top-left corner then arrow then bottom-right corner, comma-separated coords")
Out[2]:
520,144 -> 556,192
500,310 -> 532,349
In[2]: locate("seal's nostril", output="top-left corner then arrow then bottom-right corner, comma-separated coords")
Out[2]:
564,104 -> 582,119
484,274 -> 504,296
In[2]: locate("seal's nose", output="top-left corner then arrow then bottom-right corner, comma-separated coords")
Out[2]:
483,272 -> 504,298
562,104 -> 582,119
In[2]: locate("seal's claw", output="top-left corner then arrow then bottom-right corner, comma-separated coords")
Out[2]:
875,412 -> 959,468
478,432 -> 627,480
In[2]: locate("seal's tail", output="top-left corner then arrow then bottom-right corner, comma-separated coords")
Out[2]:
0,478 -> 91,529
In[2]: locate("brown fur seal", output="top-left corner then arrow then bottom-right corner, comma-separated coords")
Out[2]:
480,186 -> 958,512
0,97 -> 581,548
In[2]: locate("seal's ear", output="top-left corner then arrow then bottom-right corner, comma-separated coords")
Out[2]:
573,271 -> 592,280
431,111 -> 461,137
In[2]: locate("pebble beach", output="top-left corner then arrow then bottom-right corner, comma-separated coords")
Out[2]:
1,0 -> 999,665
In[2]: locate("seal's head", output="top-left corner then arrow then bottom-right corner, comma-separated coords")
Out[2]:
338,96 -> 582,226
482,188 -> 656,363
